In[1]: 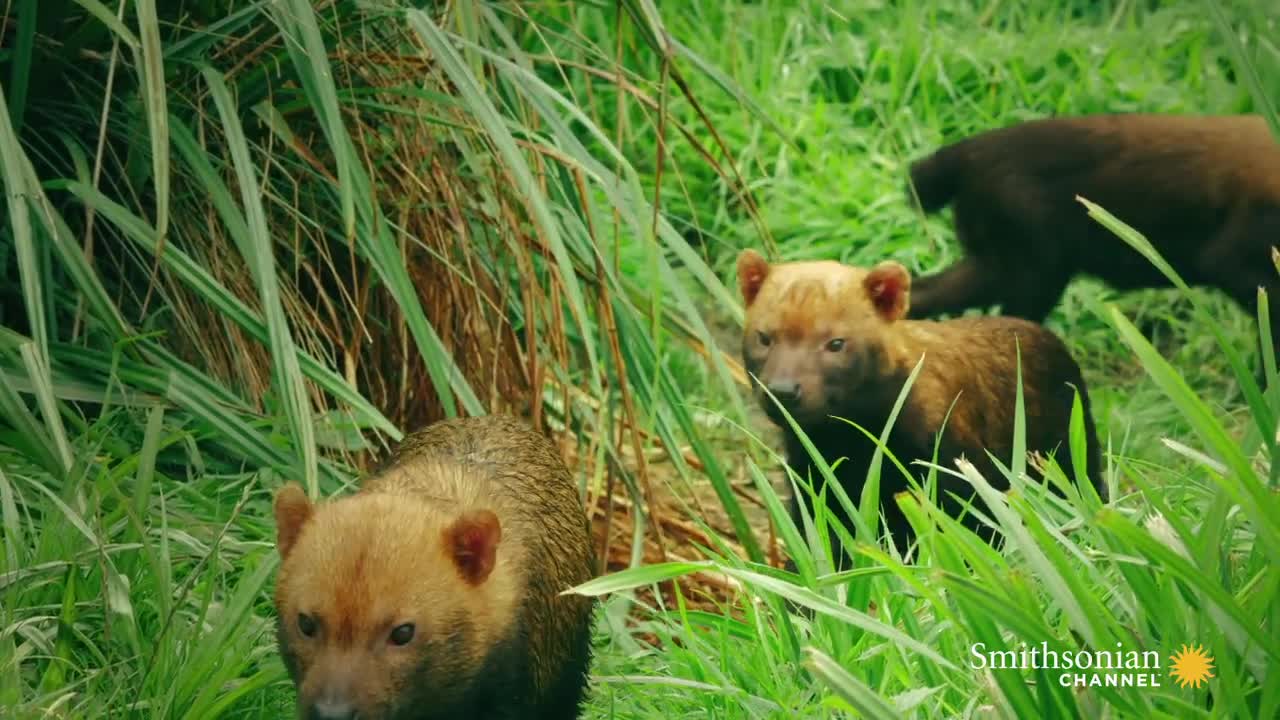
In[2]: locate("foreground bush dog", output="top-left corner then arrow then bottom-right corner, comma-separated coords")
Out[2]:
272,415 -> 596,720
905,114 -> 1280,357
737,250 -> 1106,559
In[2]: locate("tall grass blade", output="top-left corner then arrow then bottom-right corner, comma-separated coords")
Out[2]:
202,66 -> 319,495
1205,0 -> 1280,136
804,647 -> 902,720
134,0 -> 170,241
5,0 -> 37,135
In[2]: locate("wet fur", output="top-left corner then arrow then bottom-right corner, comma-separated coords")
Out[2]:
737,251 -> 1106,563
906,114 -> 1280,366
273,415 -> 595,720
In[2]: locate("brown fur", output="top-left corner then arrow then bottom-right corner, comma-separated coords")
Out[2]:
737,249 -> 1106,561
272,415 -> 596,720
905,114 -> 1280,369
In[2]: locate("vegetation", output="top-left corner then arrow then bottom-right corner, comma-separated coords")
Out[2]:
1,0 -> 1277,718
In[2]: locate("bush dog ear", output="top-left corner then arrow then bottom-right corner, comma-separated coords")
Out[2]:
864,261 -> 911,322
736,249 -> 771,307
444,510 -> 502,585
273,483 -> 314,559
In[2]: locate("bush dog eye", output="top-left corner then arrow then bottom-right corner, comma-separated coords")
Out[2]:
388,623 -> 415,646
297,613 -> 317,638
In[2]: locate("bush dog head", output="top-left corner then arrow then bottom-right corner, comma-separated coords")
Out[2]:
737,248 -> 911,427
273,482 -> 515,720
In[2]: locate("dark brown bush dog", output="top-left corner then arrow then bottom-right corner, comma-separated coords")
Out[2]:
906,114 -> 1280,368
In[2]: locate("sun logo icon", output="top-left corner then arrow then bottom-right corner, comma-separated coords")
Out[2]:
1168,644 -> 1215,689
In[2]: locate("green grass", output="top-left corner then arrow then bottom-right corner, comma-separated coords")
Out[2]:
2,0 -> 1279,718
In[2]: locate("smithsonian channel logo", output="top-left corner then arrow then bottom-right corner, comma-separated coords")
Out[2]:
968,641 -> 1215,689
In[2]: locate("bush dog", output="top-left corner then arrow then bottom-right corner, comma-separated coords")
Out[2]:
906,114 -> 1280,368
737,249 -> 1106,562
272,415 -> 595,720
